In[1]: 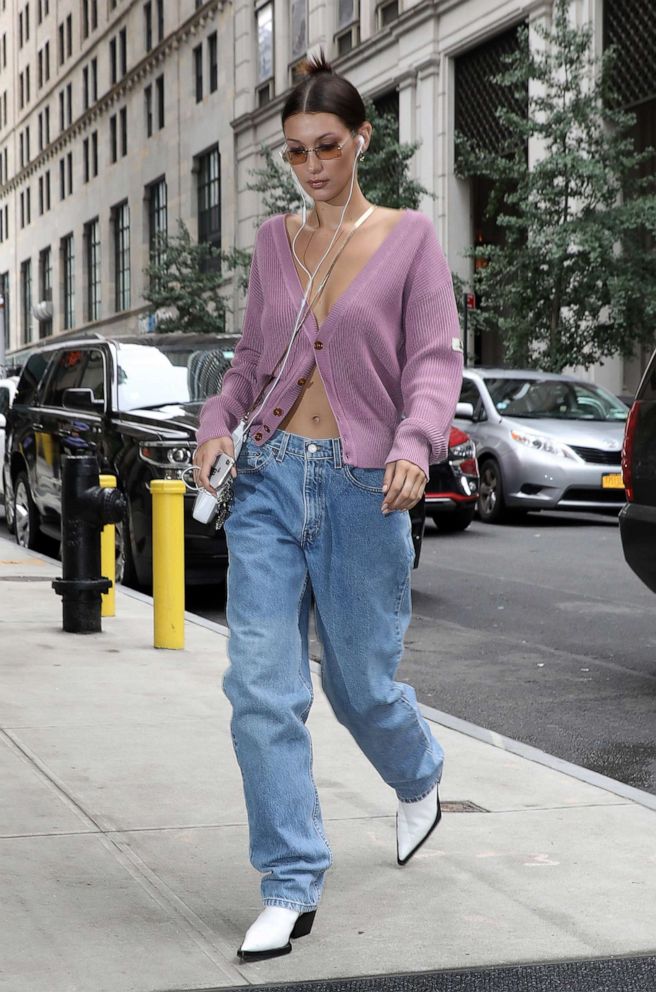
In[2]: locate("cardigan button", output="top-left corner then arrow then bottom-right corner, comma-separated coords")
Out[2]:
273,407 -> 283,416
254,432 -> 263,441
297,377 -> 306,386
314,341 -> 323,350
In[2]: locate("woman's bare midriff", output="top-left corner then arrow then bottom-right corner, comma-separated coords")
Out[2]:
280,207 -> 404,439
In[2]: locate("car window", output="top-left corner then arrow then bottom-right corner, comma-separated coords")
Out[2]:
484,377 -> 628,422
78,349 -> 106,404
0,386 -> 10,417
460,379 -> 486,420
41,349 -> 86,407
14,353 -> 51,406
116,343 -> 234,410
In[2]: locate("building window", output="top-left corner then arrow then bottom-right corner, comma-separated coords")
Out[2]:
208,32 -> 218,93
62,234 -> 75,330
45,169 -> 51,209
38,175 -> 44,213
109,37 -> 117,85
59,157 -> 65,198
119,27 -> 127,77
256,2 -> 274,106
85,218 -> 101,321
144,85 -> 153,137
194,45 -> 203,103
83,137 -> 89,182
21,259 -> 32,343
144,1 -> 152,52
120,106 -> 127,156
38,247 -> 52,338
58,22 -> 64,65
83,65 -> 89,109
197,145 -> 221,266
114,201 -> 130,311
148,177 -> 167,273
67,151 -> 73,195
377,0 -> 398,28
110,114 -> 117,162
66,13 -> 72,57
66,82 -> 72,126
82,0 -> 89,40
290,0 -> 307,62
156,0 -> 163,43
0,272 -> 9,353
91,130 -> 98,176
156,74 -> 164,129
91,0 -> 97,30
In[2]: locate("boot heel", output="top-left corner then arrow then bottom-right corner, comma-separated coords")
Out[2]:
290,910 -> 316,940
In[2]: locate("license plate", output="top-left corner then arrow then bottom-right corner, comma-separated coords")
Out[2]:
601,472 -> 623,489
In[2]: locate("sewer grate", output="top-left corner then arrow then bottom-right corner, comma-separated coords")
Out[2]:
442,800 -> 488,813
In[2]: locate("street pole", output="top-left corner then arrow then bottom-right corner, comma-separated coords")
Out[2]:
0,293 -> 5,377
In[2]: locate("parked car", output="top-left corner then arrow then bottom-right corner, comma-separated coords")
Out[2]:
619,350 -> 656,593
3,335 -> 239,585
423,422 -> 479,532
455,369 -> 629,522
0,375 -> 18,508
2,333 -> 470,582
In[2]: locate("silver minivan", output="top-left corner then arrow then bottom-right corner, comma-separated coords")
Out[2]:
455,368 -> 628,522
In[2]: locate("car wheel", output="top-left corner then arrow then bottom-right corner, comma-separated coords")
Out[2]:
14,472 -> 42,549
3,474 -> 16,535
433,505 -> 476,533
478,459 -> 507,524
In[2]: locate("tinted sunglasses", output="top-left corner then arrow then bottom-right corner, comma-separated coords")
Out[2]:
281,132 -> 356,166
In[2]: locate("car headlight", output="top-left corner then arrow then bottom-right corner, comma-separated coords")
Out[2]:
139,442 -> 194,478
510,429 -> 576,460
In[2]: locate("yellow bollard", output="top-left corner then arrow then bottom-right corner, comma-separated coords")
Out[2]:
150,479 -> 185,649
99,474 -> 118,618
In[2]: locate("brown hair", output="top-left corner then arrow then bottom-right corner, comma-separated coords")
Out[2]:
281,46 -> 366,133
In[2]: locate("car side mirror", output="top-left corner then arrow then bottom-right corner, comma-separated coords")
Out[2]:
455,401 -> 475,420
63,387 -> 104,412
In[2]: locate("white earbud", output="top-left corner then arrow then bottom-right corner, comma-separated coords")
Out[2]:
356,135 -> 365,155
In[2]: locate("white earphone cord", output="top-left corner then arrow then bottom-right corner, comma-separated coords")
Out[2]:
246,134 -> 366,430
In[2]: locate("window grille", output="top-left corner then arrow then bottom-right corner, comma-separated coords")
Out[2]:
85,219 -> 101,321
62,234 -> 75,329
454,24 -> 527,170
603,0 -> 656,109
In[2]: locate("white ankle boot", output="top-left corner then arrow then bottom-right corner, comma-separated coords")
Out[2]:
238,906 -> 317,961
396,781 -> 441,865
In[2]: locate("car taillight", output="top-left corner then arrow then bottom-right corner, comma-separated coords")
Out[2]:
622,402 -> 639,502
449,426 -> 469,447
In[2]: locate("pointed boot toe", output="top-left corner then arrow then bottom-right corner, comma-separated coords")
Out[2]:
396,782 -> 441,866
238,907 -> 317,961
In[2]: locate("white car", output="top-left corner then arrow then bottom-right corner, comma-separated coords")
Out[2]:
0,376 -> 18,507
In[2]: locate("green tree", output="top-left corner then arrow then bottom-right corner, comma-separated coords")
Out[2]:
455,0 -> 656,372
143,219 -> 251,334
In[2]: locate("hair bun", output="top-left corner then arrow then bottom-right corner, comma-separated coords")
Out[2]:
297,47 -> 333,77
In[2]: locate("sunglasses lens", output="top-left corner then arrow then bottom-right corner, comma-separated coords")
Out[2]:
286,149 -> 307,165
316,143 -> 341,160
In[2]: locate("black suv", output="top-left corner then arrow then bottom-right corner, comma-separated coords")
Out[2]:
620,350 -> 656,593
3,334 -> 238,585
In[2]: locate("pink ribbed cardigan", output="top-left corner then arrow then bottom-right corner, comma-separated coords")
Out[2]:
196,208 -> 464,478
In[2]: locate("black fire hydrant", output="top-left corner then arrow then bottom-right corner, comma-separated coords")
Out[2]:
52,454 -> 126,633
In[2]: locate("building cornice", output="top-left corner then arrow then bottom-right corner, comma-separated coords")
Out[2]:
0,0 -> 228,198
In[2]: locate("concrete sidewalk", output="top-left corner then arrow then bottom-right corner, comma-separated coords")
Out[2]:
1,535 -> 655,992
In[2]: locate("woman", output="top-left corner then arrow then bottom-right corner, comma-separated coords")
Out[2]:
194,49 -> 463,961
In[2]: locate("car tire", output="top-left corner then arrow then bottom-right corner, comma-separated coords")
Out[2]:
477,459 -> 508,524
433,505 -> 476,533
115,517 -> 137,587
3,474 -> 16,535
14,471 -> 42,549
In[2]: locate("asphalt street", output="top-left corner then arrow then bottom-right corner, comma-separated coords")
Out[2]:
3,508 -> 654,794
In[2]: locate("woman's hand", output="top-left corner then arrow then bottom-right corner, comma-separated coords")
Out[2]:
193,436 -> 237,495
381,459 -> 427,514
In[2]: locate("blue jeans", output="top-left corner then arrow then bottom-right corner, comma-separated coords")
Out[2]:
223,430 -> 443,912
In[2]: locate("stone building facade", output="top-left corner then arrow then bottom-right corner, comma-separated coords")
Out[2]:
0,0 -> 653,392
